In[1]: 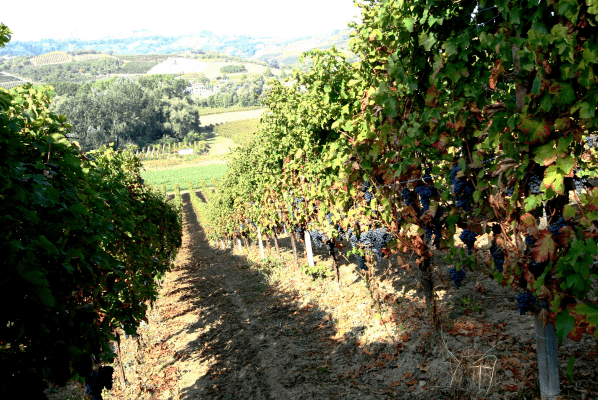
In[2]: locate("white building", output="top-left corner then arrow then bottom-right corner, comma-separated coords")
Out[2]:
185,82 -> 220,97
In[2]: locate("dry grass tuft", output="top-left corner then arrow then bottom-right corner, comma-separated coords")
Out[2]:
438,329 -> 502,398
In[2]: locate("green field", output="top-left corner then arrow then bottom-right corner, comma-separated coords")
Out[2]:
141,163 -> 228,192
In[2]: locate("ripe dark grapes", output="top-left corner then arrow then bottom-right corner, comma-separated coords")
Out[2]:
573,177 -> 588,194
450,165 -> 474,211
309,229 -> 325,248
326,212 -> 334,225
415,185 -> 434,214
355,254 -> 368,270
528,174 -> 542,194
516,292 -> 536,315
402,188 -> 416,207
459,229 -> 477,255
364,190 -> 374,204
548,217 -> 566,237
504,186 -> 514,197
361,181 -> 371,192
490,240 -> 504,272
448,267 -> 466,289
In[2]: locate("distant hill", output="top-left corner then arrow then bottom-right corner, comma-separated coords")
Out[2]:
0,29 -> 354,66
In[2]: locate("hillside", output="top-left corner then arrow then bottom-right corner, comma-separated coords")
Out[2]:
147,58 -> 281,78
0,29 -> 353,65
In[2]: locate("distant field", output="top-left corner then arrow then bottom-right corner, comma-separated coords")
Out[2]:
147,58 -> 281,79
198,105 -> 263,116
141,163 -> 228,192
200,109 -> 264,126
214,118 -> 259,145
31,51 -> 73,66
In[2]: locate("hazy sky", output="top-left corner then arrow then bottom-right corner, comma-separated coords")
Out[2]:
2,0 -> 361,41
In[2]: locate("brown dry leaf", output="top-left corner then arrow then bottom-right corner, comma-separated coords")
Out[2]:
405,379 -> 418,386
389,380 -> 400,387
401,333 -> 410,342
474,281 -> 486,294
417,362 -> 430,372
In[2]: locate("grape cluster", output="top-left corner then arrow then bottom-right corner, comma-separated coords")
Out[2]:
459,229 -> 477,255
504,186 -> 514,197
448,267 -> 466,289
450,165 -> 474,211
355,254 -> 368,270
528,174 -> 542,194
361,181 -> 374,204
310,229 -> 325,248
402,188 -> 416,207
423,168 -> 433,183
415,185 -> 434,214
240,223 -> 245,231
585,136 -> 597,149
516,292 -> 536,315
490,240 -> 504,272
573,177 -> 588,194
349,227 -> 393,262
326,212 -> 334,225
294,224 -> 304,238
548,217 -> 567,237
349,231 -> 359,248
85,366 -> 114,400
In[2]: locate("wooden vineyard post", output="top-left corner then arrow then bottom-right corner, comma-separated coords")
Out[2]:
257,227 -> 265,259
304,230 -> 314,267
237,237 -> 243,252
289,230 -> 299,268
273,229 -> 282,261
283,224 -> 287,235
534,313 -> 560,399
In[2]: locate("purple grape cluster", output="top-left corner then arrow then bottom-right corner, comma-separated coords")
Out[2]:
516,292 -> 536,315
528,174 -> 542,194
402,188 -> 416,207
361,181 -> 374,204
349,227 -> 393,262
450,165 -> 474,211
448,267 -> 466,289
573,177 -> 588,194
490,240 -> 504,272
309,229 -> 325,248
459,229 -> 477,255
355,254 -> 368,270
294,224 -> 304,238
326,212 -> 334,225
85,366 -> 114,400
548,217 -> 567,237
415,185 -> 434,214
504,186 -> 514,197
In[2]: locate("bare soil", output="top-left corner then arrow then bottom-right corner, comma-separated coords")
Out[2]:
49,193 -> 598,399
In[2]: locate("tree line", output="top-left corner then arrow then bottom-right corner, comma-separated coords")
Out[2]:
50,74 -> 201,150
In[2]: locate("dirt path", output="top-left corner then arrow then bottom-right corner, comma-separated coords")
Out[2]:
199,109 -> 264,126
97,194 -> 598,400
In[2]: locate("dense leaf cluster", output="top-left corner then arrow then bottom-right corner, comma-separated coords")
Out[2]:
0,80 -> 182,396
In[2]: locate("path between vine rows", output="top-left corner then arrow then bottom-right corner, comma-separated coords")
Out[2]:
97,193 -> 598,400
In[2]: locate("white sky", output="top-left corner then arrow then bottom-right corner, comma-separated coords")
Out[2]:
2,0 -> 361,41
